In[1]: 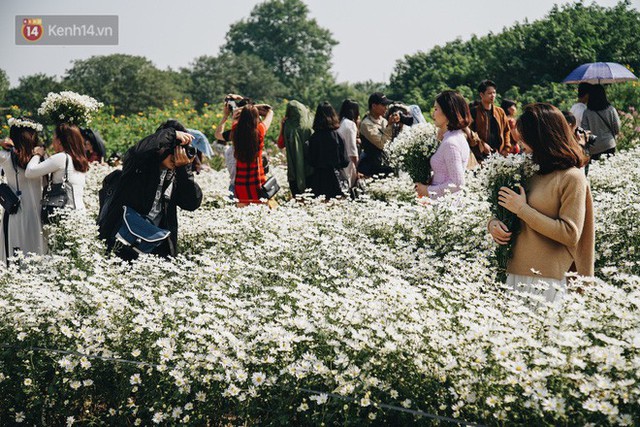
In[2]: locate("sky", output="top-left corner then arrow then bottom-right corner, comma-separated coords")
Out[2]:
1,0 -> 636,87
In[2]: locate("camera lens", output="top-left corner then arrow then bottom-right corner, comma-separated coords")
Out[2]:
184,145 -> 197,159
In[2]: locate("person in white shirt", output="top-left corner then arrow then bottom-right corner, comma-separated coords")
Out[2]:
337,99 -> 360,189
0,118 -> 46,263
569,82 -> 592,126
26,123 -> 89,211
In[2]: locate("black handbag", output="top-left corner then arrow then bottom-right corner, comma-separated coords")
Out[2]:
41,155 -> 75,224
0,154 -> 21,215
259,175 -> 280,200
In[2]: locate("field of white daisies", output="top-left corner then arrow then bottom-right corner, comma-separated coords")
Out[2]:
0,146 -> 639,426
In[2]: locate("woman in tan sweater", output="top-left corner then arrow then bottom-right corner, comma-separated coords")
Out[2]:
489,103 -> 594,303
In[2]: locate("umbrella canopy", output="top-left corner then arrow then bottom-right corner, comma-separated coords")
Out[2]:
562,62 -> 638,84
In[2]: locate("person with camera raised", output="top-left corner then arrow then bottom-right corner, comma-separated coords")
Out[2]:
0,118 -> 46,264
232,103 -> 274,206
357,92 -> 398,178
580,84 -> 620,161
98,120 -> 202,260
215,95 -> 272,197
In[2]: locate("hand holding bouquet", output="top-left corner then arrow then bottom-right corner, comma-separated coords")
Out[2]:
480,153 -> 539,274
386,123 -> 439,185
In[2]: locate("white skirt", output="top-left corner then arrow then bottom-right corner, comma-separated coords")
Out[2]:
505,274 -> 567,303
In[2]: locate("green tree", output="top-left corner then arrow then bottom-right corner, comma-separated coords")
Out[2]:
0,69 -> 9,107
222,0 -> 338,102
389,1 -> 640,110
64,54 -> 185,115
5,73 -> 64,114
186,52 -> 285,108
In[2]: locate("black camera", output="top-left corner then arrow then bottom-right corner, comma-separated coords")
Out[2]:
173,143 -> 197,159
225,96 -> 251,112
576,127 -> 597,147
388,104 -> 414,126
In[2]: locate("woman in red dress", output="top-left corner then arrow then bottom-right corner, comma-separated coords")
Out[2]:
232,104 -> 274,206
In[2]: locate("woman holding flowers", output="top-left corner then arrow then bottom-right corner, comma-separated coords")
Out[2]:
26,123 -> 89,210
0,118 -> 46,263
416,90 -> 471,199
489,103 -> 594,302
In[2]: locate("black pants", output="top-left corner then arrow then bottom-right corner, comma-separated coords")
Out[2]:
585,147 -> 616,176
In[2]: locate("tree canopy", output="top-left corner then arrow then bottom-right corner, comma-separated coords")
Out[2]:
64,54 -> 185,115
0,70 -> 9,107
222,0 -> 338,102
388,1 -> 640,109
186,52 -> 285,107
5,74 -> 64,114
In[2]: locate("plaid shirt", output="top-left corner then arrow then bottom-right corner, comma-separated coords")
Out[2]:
233,122 -> 266,203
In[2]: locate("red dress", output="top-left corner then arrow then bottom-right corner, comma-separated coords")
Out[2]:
234,122 -> 267,203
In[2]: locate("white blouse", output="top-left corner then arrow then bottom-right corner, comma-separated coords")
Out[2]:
337,118 -> 359,187
25,152 -> 86,210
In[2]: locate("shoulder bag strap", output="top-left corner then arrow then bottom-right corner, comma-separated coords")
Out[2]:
63,154 -> 70,183
10,152 -> 20,197
594,110 -> 615,135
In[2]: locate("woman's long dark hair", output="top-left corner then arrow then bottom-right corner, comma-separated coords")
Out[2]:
9,118 -> 40,169
233,105 -> 261,164
55,123 -> 89,173
312,102 -> 340,131
586,84 -> 610,111
435,90 -> 471,131
339,99 -> 360,122
517,103 -> 588,174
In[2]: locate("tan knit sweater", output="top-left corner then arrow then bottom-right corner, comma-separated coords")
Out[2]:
507,167 -> 595,280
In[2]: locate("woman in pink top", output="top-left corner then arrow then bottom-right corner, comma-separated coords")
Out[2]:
416,90 -> 471,199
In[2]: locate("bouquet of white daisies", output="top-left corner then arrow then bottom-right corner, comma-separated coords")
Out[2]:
385,122 -> 440,184
479,153 -> 539,274
38,91 -> 103,126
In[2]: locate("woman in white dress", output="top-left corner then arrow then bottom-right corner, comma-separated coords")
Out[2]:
0,118 -> 46,263
26,123 -> 89,211
337,99 -> 360,189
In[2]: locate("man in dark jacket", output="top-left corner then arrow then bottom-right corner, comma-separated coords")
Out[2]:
98,120 -> 203,259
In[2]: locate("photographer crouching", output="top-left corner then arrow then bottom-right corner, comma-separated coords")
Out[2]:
98,120 -> 203,260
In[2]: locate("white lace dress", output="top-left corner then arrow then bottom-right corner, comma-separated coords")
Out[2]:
0,151 -> 46,262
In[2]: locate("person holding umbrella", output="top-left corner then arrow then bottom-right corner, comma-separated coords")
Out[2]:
580,84 -> 621,160
562,61 -> 636,160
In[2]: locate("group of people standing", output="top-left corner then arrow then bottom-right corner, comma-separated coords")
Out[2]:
0,120 -> 90,264
2,78 -> 622,304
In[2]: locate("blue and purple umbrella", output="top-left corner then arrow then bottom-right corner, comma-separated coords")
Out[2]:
562,62 -> 638,84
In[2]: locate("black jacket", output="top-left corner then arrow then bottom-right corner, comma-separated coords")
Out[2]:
98,128 -> 202,258
307,130 -> 349,199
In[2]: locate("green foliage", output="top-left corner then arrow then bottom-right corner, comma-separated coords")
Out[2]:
389,1 -> 640,110
64,54 -> 186,115
222,0 -> 338,104
4,74 -> 64,114
504,82 -> 576,111
185,52 -> 285,108
89,99 -> 221,157
0,69 -> 9,106
607,80 -> 640,111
